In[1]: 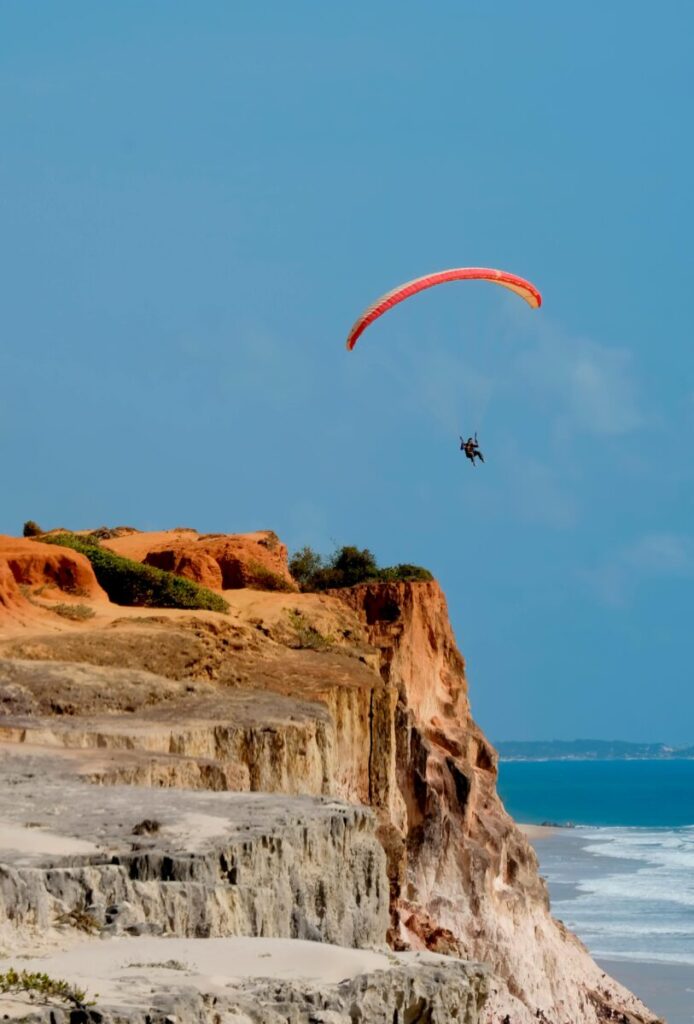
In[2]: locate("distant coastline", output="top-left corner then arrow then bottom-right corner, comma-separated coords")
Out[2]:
496,739 -> 694,762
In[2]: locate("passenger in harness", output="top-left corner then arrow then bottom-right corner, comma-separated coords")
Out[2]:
459,433 -> 484,465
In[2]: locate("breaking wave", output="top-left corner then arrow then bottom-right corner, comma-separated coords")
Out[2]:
542,826 -> 694,965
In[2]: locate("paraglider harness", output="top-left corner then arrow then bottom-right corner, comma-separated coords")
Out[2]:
460,433 -> 484,465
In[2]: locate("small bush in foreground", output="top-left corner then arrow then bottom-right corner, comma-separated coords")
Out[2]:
286,609 -> 332,651
50,603 -> 95,621
289,545 -> 433,592
54,907 -> 100,934
125,959 -> 188,971
42,533 -> 229,613
0,967 -> 93,1007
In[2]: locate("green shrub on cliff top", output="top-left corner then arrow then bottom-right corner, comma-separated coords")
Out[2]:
289,545 -> 433,592
377,563 -> 434,583
42,533 -> 228,613
288,546 -> 323,587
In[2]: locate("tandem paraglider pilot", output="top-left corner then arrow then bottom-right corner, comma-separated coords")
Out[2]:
460,434 -> 484,466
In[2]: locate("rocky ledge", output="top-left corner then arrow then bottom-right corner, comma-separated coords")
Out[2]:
0,749 -> 387,951
0,746 -> 488,1023
0,529 -> 659,1023
1,938 -> 489,1024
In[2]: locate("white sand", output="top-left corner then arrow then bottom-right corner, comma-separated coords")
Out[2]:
518,823 -> 558,840
163,812 -> 235,852
0,821 -> 100,858
0,937 -> 435,1011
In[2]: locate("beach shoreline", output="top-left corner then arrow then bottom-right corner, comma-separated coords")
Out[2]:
598,957 -> 694,1024
518,822 -> 560,840
522,823 -> 694,1024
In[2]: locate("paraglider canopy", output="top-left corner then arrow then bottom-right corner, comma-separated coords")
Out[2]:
346,267 -> 542,351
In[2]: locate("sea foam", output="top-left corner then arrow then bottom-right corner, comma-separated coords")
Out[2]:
541,826 -> 694,965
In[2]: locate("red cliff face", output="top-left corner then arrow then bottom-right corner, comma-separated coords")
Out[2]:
0,536 -> 107,623
0,536 -> 105,598
0,559 -> 31,619
338,580 -> 653,1024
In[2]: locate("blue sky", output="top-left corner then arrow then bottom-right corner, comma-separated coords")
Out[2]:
1,3 -> 692,742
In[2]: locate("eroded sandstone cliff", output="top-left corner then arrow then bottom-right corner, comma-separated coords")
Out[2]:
337,581 -> 656,1023
0,530 -> 657,1024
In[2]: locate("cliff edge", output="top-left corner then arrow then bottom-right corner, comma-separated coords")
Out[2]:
0,529 -> 657,1024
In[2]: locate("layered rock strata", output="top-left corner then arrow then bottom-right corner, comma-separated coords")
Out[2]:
338,582 -> 655,1023
0,529 -> 658,1023
0,750 -> 387,952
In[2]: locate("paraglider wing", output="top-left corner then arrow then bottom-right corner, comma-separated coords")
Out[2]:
345,267 -> 542,351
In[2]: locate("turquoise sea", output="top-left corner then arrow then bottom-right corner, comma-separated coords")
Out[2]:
498,759 -> 694,1023
497,758 -> 694,828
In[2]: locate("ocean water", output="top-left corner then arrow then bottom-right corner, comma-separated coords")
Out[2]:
498,760 -> 694,963
531,826 -> 694,965
497,758 -> 694,828
498,760 -> 694,1021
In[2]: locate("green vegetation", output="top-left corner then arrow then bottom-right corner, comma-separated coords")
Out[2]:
22,520 -> 43,537
289,545 -> 433,592
289,546 -> 323,586
0,967 -> 94,1007
50,603 -> 95,621
19,583 -> 55,606
88,525 -> 139,540
286,609 -> 333,651
377,563 -> 434,583
125,959 -> 189,971
42,533 -> 229,613
248,561 -> 295,592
